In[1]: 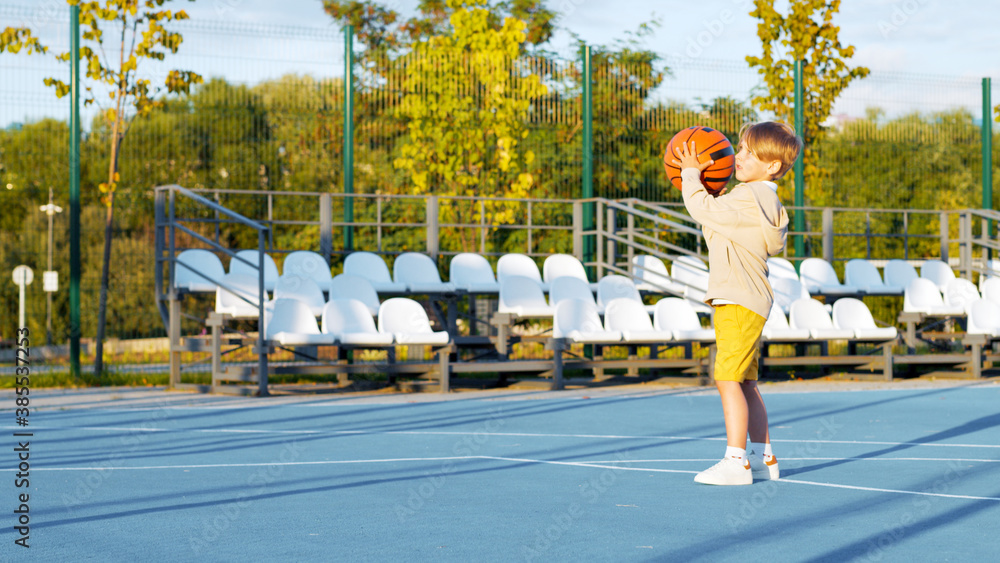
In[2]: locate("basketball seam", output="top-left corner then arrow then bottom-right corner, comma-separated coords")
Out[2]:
698,137 -> 728,156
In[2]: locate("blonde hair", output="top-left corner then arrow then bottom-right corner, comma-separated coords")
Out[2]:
738,122 -> 803,180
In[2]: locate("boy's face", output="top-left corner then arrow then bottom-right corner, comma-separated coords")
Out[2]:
735,144 -> 780,183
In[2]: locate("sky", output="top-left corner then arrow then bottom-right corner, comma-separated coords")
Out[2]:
2,0 -> 998,127
169,0 -> 1000,78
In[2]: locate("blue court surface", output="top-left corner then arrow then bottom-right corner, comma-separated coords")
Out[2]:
2,379 -> 999,562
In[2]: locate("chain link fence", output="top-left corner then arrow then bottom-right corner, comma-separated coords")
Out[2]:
0,5 -> 996,371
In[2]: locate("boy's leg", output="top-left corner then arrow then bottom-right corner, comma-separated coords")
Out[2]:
694,305 -> 763,485
713,305 -> 766,450
744,378 -> 780,480
717,380 -> 748,449
742,380 -> 769,444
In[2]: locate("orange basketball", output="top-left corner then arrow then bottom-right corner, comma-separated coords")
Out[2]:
663,126 -> 736,194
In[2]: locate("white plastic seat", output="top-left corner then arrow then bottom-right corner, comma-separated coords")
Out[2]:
632,255 -> 685,294
449,253 -> 499,293
966,298 -> 1000,337
903,278 -> 963,315
497,253 -> 548,292
281,251 -> 332,291
604,298 -> 672,343
767,257 -> 799,282
543,253 -> 596,290
920,259 -> 956,292
799,258 -> 858,295
761,304 -> 811,341
229,250 -> 280,292
174,249 -> 225,292
831,298 -> 898,340
329,273 -> 381,317
215,273 -> 269,319
770,276 -> 810,315
671,256 -> 713,314
497,275 -> 554,318
672,255 -> 709,297
597,275 -> 655,314
549,276 -> 598,310
271,275 -> 326,317
321,299 -> 394,346
943,278 -> 980,311
653,298 -> 715,342
393,252 -> 456,293
264,299 -> 334,346
343,252 -> 407,293
884,259 -> 919,291
845,258 -> 901,294
981,277 -> 1000,306
378,298 -> 450,345
553,299 -> 621,343
788,298 -> 855,340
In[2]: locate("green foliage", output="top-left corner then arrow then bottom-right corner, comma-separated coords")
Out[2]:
391,0 -> 547,249
746,0 -> 869,200
0,26 -> 47,55
323,0 -> 554,56
812,108 -> 983,260
43,0 -> 204,205
0,120 -> 69,231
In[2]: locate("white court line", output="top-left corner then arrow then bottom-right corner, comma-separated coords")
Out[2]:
5,454 -> 1000,502
476,457 -> 1000,502
578,457 -> 1000,464
776,479 -> 1000,502
12,456 -> 1000,472
3,456 -> 480,471
6,425 -> 1000,450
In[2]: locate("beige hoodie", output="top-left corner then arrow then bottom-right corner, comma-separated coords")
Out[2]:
680,167 -> 789,319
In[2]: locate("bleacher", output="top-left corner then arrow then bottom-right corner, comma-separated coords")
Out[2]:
154,185 -> 1000,395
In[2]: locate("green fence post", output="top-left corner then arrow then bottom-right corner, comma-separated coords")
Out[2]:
985,77 -> 994,261
343,25 -> 354,251
582,44 -> 594,270
984,78 -> 994,209
793,59 -> 806,259
69,5 -> 81,379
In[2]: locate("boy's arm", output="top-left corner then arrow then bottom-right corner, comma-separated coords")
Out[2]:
680,168 -> 743,236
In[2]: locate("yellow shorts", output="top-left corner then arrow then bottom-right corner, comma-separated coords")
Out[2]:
713,304 -> 766,382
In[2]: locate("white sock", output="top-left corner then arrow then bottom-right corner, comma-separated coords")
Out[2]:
763,443 -> 774,460
724,446 -> 746,463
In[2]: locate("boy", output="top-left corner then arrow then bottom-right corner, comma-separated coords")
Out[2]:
669,122 -> 802,485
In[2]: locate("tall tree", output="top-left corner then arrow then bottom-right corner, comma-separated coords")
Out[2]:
392,0 -> 547,250
3,0 -> 202,375
745,0 -> 868,197
323,0 -> 554,57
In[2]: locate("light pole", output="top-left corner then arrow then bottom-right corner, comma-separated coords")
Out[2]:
40,187 -> 63,346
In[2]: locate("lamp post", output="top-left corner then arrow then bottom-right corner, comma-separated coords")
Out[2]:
39,187 -> 63,346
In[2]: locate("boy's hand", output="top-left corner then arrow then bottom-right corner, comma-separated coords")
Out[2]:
669,141 -> 714,172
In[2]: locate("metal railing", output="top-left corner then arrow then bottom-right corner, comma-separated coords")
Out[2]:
164,188 -> 578,263
154,185 -> 271,395
585,199 -> 999,283
944,208 -> 1000,279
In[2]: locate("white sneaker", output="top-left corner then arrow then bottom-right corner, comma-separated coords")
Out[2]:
748,452 -> 780,480
694,457 -> 752,486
